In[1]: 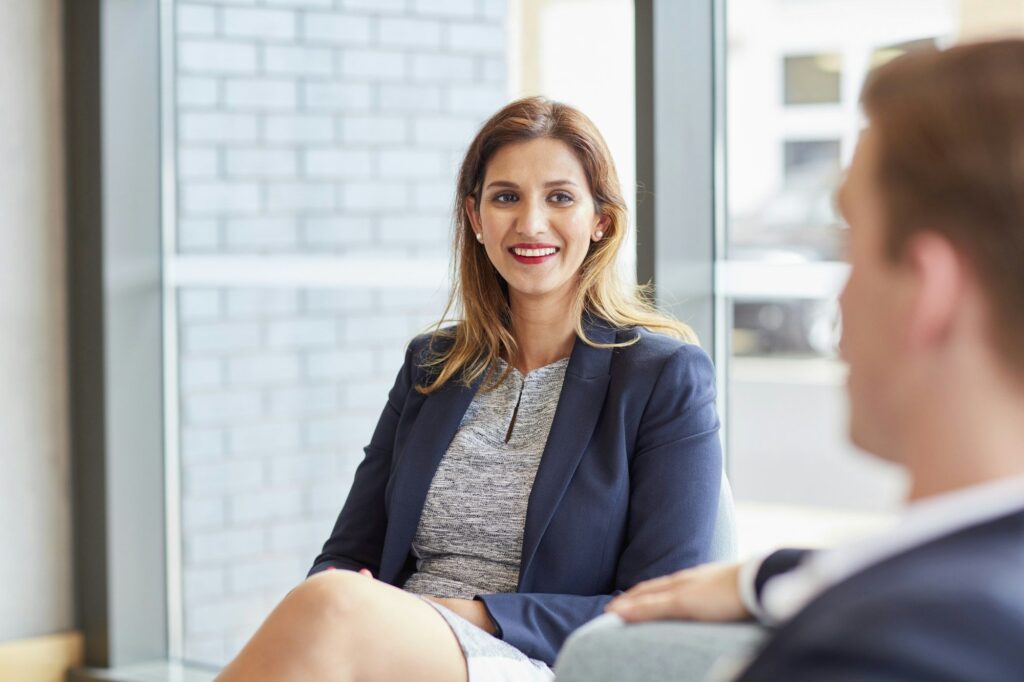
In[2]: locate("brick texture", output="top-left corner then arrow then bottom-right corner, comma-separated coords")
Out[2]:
173,0 -> 507,666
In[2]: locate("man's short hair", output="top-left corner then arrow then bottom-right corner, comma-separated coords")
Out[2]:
862,39 -> 1024,375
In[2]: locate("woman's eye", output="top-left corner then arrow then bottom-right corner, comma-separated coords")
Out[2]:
550,192 -> 574,204
493,192 -> 517,203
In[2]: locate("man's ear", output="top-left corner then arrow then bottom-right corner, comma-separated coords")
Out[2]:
903,232 -> 962,351
465,195 -> 482,234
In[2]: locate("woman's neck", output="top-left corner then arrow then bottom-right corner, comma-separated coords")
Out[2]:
509,289 -> 577,374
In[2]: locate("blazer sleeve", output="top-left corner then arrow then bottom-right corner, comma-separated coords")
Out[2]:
308,342 -> 416,577
740,587 -> 1024,681
754,548 -> 812,601
476,344 -> 724,664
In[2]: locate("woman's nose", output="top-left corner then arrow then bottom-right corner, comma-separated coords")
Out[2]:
515,201 -> 547,236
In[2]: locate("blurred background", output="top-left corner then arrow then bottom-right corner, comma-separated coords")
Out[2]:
3,0 -> 1023,678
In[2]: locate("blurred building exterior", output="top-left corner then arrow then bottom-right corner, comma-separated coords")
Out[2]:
724,0 -> 1024,548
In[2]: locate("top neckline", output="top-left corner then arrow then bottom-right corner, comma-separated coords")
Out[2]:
496,356 -> 570,380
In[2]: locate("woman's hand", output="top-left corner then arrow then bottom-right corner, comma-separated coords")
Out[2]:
605,562 -> 750,623
424,596 -> 499,635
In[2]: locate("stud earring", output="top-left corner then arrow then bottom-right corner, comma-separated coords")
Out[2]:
475,233 -> 483,243
594,230 -> 604,240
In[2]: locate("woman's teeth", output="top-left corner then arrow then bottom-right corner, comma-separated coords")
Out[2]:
513,247 -> 557,257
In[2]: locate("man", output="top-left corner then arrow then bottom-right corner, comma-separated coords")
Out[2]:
605,39 -> 1024,680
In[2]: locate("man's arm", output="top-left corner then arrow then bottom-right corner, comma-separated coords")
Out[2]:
606,549 -> 811,624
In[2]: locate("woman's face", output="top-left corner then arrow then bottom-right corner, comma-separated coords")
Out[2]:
467,137 -> 608,307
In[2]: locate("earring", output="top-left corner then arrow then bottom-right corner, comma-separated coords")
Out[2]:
594,230 -> 604,240
475,233 -> 483,243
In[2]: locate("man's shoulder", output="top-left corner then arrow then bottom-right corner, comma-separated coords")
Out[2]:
816,507 -> 1024,624
741,509 -> 1024,681
860,506 -> 1024,593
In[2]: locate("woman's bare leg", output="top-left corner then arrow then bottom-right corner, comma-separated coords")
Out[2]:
217,570 -> 468,682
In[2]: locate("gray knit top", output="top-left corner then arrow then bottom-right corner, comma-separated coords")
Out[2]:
403,357 -> 570,599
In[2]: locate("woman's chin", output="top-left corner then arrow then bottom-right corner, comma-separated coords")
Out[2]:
506,280 -> 565,301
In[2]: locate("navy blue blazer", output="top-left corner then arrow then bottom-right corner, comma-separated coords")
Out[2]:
739,508 -> 1024,681
310,319 -> 723,665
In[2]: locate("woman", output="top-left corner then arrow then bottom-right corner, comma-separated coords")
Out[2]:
218,97 -> 722,682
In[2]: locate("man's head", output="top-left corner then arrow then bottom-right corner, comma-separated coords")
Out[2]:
838,40 -> 1024,460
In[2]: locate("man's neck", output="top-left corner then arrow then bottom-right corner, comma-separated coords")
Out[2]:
901,373 -> 1024,502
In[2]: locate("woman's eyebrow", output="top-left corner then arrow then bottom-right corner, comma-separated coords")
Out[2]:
484,180 -> 579,189
484,180 -> 519,190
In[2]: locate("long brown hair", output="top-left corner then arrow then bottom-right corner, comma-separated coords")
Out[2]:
862,39 -> 1024,376
418,96 -> 695,394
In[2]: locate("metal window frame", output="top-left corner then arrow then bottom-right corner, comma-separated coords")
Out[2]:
66,0 -> 168,668
635,0 -> 729,451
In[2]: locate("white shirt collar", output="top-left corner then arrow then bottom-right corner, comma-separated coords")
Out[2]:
760,474 -> 1024,625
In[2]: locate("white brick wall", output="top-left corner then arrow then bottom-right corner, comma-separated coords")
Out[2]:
303,148 -> 373,179
300,11 -> 372,45
180,113 -> 259,142
179,41 -> 258,74
225,149 -> 298,178
379,17 -> 443,49
229,421 -> 302,455
174,0 -> 507,666
178,76 -> 219,107
264,113 -> 335,143
413,0 -> 477,19
222,7 -> 297,41
411,53 -> 475,82
224,217 -> 300,249
177,4 -> 216,36
265,182 -> 337,211
339,49 -> 407,80
302,82 -> 372,111
264,45 -> 334,76
223,79 -> 298,110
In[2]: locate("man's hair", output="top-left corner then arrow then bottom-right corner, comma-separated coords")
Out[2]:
862,39 -> 1024,375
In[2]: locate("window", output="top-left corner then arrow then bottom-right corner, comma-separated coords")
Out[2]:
719,0 -> 1023,553
783,53 -> 842,105
783,139 -> 841,178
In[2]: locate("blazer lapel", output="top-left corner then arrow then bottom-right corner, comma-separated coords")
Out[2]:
379,372 -> 481,582
519,319 -> 616,583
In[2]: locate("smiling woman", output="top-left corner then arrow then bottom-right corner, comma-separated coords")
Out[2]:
421,96 -> 697,395
217,97 -> 724,682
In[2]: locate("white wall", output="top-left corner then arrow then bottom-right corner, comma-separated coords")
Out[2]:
0,0 -> 73,642
171,0 -> 507,664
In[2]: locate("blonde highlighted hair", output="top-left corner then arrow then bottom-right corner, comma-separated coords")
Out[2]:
418,96 -> 695,394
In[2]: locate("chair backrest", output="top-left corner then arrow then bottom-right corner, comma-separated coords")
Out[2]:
708,474 -> 738,562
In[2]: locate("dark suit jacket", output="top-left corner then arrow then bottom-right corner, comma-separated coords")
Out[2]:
310,319 -> 722,664
739,508 -> 1024,681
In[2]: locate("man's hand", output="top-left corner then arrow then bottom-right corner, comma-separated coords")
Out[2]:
605,562 -> 750,623
424,596 -> 499,635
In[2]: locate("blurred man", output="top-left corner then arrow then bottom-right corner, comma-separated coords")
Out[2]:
607,39 -> 1024,680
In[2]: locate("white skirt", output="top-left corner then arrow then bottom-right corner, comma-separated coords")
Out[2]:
424,599 -> 555,682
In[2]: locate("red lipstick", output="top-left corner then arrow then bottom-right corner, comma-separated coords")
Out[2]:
508,243 -> 560,265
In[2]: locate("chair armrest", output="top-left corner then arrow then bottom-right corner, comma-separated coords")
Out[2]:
555,614 -> 766,682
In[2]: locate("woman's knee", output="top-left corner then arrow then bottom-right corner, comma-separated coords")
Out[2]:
288,570 -> 373,626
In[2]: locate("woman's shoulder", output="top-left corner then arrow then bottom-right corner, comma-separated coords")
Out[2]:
402,326 -> 461,379
613,326 -> 710,360
610,326 -> 714,380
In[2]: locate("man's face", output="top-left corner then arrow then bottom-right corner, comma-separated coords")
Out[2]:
837,129 -> 910,460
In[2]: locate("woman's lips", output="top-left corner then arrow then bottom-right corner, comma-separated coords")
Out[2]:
508,245 -> 559,265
